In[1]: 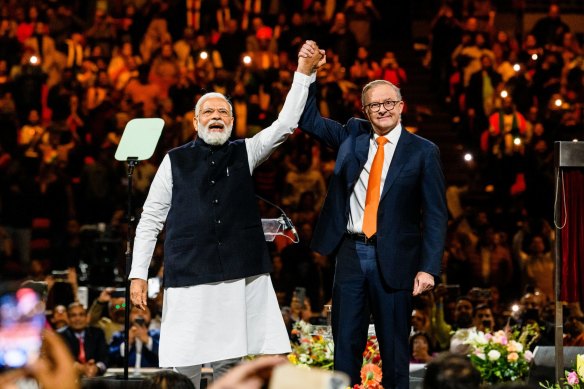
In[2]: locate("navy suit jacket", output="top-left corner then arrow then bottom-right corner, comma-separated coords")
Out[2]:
298,81 -> 448,289
58,326 -> 108,368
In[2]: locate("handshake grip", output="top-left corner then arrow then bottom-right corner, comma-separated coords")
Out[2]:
298,42 -> 325,75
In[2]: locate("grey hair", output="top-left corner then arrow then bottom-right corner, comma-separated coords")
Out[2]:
361,80 -> 402,107
193,92 -> 233,117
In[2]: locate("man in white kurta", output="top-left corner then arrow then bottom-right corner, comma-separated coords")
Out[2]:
129,42 -> 323,388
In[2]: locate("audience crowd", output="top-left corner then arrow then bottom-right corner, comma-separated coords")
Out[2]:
1,0 -> 583,386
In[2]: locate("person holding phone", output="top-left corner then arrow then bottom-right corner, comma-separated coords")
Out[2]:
297,42 -> 448,388
109,306 -> 160,368
129,43 -> 324,389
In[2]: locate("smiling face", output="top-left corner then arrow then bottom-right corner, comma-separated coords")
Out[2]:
362,83 -> 403,136
194,95 -> 234,146
67,304 -> 88,332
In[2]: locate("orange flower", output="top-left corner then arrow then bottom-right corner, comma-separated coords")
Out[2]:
360,363 -> 383,386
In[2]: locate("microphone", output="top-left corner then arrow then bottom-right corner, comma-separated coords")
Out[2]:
282,214 -> 299,242
256,194 -> 299,243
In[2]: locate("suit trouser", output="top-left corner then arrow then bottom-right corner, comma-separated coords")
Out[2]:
332,237 -> 412,389
174,357 -> 241,389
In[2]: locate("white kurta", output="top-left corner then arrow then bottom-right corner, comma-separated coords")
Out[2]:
129,71 -> 314,367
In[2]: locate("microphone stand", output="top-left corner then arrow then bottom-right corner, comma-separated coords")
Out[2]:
123,157 -> 138,380
114,117 -> 164,381
256,194 -> 299,243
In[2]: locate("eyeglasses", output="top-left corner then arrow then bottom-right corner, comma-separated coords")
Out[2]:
364,99 -> 401,112
199,108 -> 231,118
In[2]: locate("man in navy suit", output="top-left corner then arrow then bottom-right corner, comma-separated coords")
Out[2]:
58,302 -> 108,377
298,43 -> 448,388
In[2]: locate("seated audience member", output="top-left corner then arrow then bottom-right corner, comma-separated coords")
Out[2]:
149,370 -> 195,389
450,303 -> 495,354
515,291 -> 554,348
50,304 -> 69,330
410,332 -> 434,364
473,303 -> 496,332
564,316 -> 584,346
88,287 -> 126,343
109,305 -> 160,368
453,296 -> 474,330
411,308 -> 431,334
58,302 -> 108,377
423,352 -> 481,389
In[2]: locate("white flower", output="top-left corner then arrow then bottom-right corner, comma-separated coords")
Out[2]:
474,351 -> 486,360
488,350 -> 501,361
475,332 -> 488,345
507,340 -> 524,353
299,354 -> 310,364
524,350 -> 534,362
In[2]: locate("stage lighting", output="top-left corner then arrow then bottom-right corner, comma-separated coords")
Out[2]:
513,63 -> 520,72
554,98 -> 562,107
464,153 -> 473,162
29,55 -> 39,65
200,51 -> 208,60
514,137 -> 521,145
500,90 -> 508,98
531,53 -> 538,61
243,55 -> 252,65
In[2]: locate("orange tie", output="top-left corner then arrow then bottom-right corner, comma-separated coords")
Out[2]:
362,136 -> 389,238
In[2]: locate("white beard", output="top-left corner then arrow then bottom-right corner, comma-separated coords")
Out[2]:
197,119 -> 233,146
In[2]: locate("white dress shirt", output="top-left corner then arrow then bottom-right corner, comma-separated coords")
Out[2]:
347,124 -> 402,233
129,71 -> 312,367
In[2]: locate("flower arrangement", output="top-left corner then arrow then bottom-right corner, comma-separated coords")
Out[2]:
288,321 -> 334,369
288,321 -> 385,388
363,335 -> 381,366
540,355 -> 584,389
352,363 -> 384,389
464,326 -> 538,384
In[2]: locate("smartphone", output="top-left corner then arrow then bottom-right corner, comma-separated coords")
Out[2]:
0,287 -> 45,371
269,363 -> 349,389
294,287 -> 306,308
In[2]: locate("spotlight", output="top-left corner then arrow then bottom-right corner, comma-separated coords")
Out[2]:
531,53 -> 538,61
554,98 -> 562,107
500,90 -> 508,98
511,304 -> 519,313
513,63 -> 520,72
242,55 -> 252,65
514,137 -> 521,146
29,55 -> 39,65
464,153 -> 473,162
200,51 -> 208,60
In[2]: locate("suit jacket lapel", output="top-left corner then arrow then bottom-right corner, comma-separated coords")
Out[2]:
380,130 -> 412,202
354,131 -> 370,169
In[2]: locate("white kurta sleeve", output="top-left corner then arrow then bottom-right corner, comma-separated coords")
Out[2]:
129,155 -> 173,281
245,71 -> 314,173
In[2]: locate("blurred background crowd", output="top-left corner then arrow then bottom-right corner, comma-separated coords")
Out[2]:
0,0 -> 583,379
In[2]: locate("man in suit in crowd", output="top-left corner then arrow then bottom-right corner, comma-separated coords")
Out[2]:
58,302 -> 108,377
298,42 -> 448,388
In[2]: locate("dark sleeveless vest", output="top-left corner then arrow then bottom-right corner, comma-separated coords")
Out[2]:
163,138 -> 271,288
